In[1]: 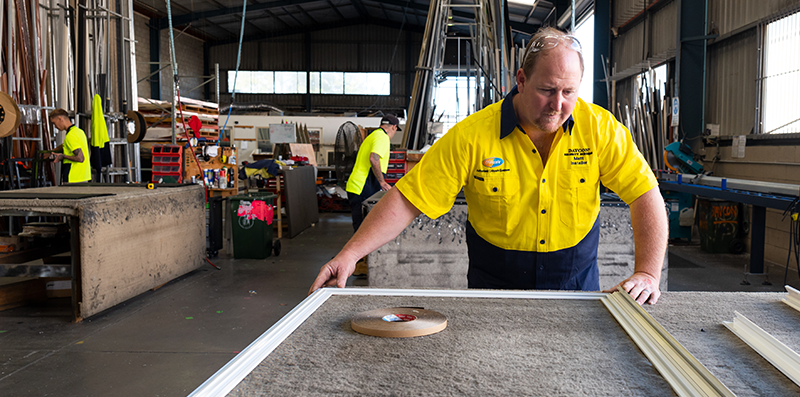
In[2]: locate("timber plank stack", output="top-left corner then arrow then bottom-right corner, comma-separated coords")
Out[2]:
138,97 -> 220,141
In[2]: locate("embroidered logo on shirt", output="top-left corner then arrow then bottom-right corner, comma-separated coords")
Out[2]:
482,157 -> 504,168
564,147 -> 592,165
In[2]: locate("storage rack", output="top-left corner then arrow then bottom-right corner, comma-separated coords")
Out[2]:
386,150 -> 407,184
151,144 -> 183,183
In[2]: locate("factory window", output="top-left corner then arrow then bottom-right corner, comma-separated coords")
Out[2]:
228,71 -> 274,94
762,11 -> 800,134
274,72 -> 307,94
229,71 -> 389,95
308,72 -> 390,95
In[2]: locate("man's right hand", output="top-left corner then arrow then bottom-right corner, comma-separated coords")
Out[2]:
380,181 -> 392,191
308,257 -> 356,295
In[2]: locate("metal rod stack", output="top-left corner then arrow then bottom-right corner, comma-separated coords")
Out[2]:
616,69 -> 672,171
1,0 -> 57,187
403,0 -> 508,150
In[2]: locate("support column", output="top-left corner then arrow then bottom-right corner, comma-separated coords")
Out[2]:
204,42 -> 210,100
677,0 -> 708,149
593,0 -> 610,109
305,32 -> 311,113
149,18 -> 161,100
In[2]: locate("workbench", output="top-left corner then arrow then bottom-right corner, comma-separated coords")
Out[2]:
0,184 -> 205,320
192,289 -> 800,396
660,178 -> 800,276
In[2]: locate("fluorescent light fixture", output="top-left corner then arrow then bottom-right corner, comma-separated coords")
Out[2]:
508,0 -> 537,6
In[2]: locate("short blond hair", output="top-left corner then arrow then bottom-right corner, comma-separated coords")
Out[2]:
520,27 -> 584,79
49,108 -> 69,120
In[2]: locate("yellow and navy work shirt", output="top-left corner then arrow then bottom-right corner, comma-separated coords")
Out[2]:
63,125 -> 92,183
396,86 -> 657,290
346,128 -> 390,195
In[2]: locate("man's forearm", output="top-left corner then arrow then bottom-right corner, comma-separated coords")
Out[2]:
369,153 -> 386,183
337,188 -> 421,262
629,187 -> 668,280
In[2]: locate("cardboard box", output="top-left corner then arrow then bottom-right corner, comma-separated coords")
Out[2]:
43,278 -> 72,298
0,235 -> 28,252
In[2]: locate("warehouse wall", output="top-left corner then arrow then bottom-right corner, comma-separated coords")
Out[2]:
208,24 -> 422,114
611,0 -> 677,75
608,0 -> 800,268
704,1 -> 800,267
133,13 -> 206,101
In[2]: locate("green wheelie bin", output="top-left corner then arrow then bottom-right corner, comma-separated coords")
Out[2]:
230,193 -> 280,259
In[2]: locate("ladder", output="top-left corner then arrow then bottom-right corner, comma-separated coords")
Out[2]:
404,0 -> 511,150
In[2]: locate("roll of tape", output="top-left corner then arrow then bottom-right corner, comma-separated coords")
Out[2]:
0,92 -> 22,138
126,110 -> 147,143
351,307 -> 447,338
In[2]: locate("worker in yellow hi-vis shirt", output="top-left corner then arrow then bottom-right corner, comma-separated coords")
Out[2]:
345,114 -> 401,232
49,109 -> 91,184
311,27 -> 668,306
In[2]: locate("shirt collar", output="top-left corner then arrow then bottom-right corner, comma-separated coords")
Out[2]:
500,85 -> 575,139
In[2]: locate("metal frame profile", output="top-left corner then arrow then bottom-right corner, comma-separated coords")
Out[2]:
783,285 -> 800,313
189,287 -> 732,397
603,288 -> 735,397
723,311 -> 800,387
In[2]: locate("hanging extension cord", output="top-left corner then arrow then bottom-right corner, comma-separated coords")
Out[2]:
166,0 -> 227,270
218,0 -> 248,143
784,210 -> 800,286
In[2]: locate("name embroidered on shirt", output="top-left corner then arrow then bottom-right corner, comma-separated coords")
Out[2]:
565,147 -> 592,165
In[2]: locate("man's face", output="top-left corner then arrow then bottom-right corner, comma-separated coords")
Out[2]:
515,46 -> 582,134
385,124 -> 398,138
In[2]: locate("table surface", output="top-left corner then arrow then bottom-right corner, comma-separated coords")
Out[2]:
221,291 -> 800,396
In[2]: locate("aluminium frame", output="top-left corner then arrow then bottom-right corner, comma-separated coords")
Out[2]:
783,285 -> 800,313
189,287 -> 733,397
723,311 -> 800,387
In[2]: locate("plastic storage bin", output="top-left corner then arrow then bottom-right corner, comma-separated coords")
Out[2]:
230,193 -> 279,259
696,197 -> 744,254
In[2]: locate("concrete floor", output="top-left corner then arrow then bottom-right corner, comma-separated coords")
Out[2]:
1,212 -> 799,396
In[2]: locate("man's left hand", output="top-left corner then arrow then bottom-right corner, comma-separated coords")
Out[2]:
604,272 -> 660,305
50,153 -> 64,162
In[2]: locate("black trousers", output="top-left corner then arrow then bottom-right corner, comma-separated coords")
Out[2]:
60,163 -> 71,184
347,172 -> 384,232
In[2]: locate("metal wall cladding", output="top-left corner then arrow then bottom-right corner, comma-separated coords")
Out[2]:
611,0 -> 677,75
208,25 -> 420,73
709,0 -> 800,36
613,0 -> 650,28
207,24 -> 421,112
612,22 -> 645,75
649,1 -> 677,57
706,28 -> 758,137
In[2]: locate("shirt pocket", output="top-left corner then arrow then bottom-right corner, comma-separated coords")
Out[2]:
558,170 -> 596,228
470,173 -> 521,233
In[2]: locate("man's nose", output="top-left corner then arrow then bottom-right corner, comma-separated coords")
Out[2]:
550,93 -> 565,111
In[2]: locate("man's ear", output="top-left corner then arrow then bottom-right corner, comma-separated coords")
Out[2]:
516,69 -> 527,92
